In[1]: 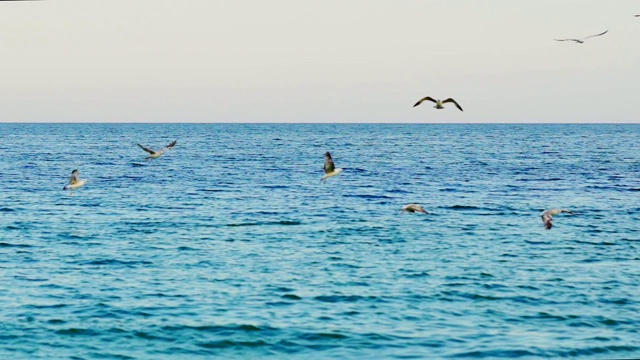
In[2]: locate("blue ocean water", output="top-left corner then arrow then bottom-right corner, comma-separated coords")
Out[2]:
0,123 -> 639,359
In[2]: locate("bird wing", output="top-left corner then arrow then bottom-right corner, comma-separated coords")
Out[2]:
413,96 -> 437,107
138,143 -> 156,154
442,98 -> 463,111
584,30 -> 608,39
554,38 -> 581,42
324,155 -> 335,174
541,212 -> 553,229
163,140 -> 177,151
69,170 -> 79,185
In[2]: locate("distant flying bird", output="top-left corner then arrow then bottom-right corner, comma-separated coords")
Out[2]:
554,30 -> 608,44
402,204 -> 428,214
413,97 -> 463,111
541,209 -> 573,230
138,140 -> 177,159
63,169 -> 87,191
321,152 -> 343,182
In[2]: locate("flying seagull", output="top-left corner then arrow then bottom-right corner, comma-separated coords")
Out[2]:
541,209 -> 573,230
413,97 -> 463,111
321,152 -> 343,182
138,140 -> 177,159
402,204 -> 428,214
554,30 -> 608,44
63,169 -> 87,191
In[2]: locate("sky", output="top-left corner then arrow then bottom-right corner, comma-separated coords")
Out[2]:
0,0 -> 638,123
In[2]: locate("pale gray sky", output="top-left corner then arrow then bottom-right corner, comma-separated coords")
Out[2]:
0,0 -> 638,123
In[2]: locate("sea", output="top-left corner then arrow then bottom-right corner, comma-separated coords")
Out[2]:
0,123 -> 639,359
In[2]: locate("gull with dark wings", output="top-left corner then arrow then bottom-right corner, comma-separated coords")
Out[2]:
554,30 -> 608,44
413,97 -> 463,111
63,169 -> 87,192
541,209 -> 573,230
321,152 -> 343,182
138,140 -> 177,159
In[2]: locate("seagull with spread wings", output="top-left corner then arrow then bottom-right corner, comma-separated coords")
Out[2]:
413,97 -> 463,111
138,140 -> 177,159
554,30 -> 608,44
321,152 -> 343,182
541,209 -> 573,230
63,169 -> 87,191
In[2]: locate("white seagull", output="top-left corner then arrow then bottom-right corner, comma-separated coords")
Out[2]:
554,30 -> 608,44
321,152 -> 343,182
402,204 -> 428,214
138,140 -> 177,159
541,209 -> 573,230
63,169 -> 87,191
413,97 -> 463,111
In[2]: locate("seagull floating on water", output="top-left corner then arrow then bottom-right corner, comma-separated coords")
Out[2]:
321,152 -> 343,182
138,140 -> 177,159
402,204 -> 428,214
554,30 -> 608,44
63,169 -> 87,191
541,209 -> 573,230
413,97 -> 463,111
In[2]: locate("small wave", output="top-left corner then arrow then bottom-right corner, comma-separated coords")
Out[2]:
439,188 -> 476,193
80,259 -> 153,267
55,328 -> 100,336
25,303 -> 66,309
522,311 -> 570,321
585,185 -> 614,190
298,332 -> 348,340
345,168 -> 367,173
342,194 -> 393,199
517,177 -> 563,182
447,205 -> 482,210
281,294 -> 302,300
197,340 -> 269,349
551,345 -> 640,358
452,349 -> 537,358
262,185 -> 289,189
0,207 -> 16,212
313,295 -> 380,303
0,242 -> 32,248
404,271 -> 430,278
226,220 -> 301,227
161,324 -> 267,333
386,188 -> 410,194
57,233 -> 88,240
